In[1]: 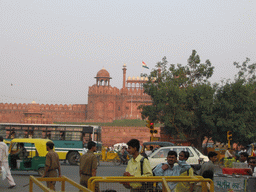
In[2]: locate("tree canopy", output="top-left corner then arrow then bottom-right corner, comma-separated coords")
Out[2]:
139,50 -> 215,149
139,51 -> 256,149
213,58 -> 256,146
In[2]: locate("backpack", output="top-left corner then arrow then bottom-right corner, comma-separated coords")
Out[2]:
140,157 -> 161,192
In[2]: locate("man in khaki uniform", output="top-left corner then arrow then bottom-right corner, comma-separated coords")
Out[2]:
42,141 -> 61,191
79,141 -> 98,190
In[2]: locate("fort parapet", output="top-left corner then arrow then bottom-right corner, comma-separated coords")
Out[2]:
0,102 -> 86,124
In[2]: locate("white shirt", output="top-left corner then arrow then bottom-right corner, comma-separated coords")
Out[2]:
252,167 -> 256,177
225,150 -> 233,158
0,142 -> 9,162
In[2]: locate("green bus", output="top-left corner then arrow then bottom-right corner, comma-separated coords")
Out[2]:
0,123 -> 102,165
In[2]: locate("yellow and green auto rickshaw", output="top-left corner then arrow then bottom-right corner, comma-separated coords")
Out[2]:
8,138 -> 52,176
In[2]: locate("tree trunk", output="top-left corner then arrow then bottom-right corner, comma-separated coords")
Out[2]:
191,134 -> 204,153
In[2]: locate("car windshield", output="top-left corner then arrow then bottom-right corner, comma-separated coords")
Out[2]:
151,148 -> 170,158
193,147 -> 202,156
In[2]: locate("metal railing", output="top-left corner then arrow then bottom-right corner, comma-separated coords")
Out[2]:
29,175 -> 93,192
88,176 -> 214,192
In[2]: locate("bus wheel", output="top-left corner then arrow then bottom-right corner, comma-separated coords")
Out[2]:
38,167 -> 45,176
68,152 -> 80,165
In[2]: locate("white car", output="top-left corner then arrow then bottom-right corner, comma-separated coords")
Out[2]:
148,146 -> 209,169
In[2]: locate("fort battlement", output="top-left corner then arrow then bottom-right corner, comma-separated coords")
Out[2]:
0,102 -> 86,124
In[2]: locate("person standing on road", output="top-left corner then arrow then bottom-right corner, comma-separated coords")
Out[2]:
79,141 -> 98,190
42,141 -> 61,191
123,139 -> 153,191
0,136 -> 16,189
175,151 -> 194,192
153,150 -> 191,191
199,151 -> 218,177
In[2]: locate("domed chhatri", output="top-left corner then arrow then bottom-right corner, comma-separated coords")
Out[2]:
95,68 -> 112,86
96,68 -> 110,78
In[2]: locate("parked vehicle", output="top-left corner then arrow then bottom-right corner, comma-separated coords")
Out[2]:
3,139 -> 10,146
147,146 -> 209,169
143,141 -> 175,148
8,138 -> 52,176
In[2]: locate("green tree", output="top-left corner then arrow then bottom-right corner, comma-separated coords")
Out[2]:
214,58 -> 256,146
139,50 -> 215,150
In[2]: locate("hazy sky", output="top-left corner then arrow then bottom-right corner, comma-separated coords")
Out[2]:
1,0 -> 255,105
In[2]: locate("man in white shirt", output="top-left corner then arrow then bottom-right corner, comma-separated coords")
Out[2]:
248,157 -> 256,176
239,152 -> 248,163
0,136 -> 16,189
225,148 -> 233,159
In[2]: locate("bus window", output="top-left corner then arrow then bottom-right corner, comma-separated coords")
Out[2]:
10,131 -> 16,139
66,131 -> 82,141
46,132 -> 51,139
33,131 -> 42,138
28,131 -> 33,138
24,131 -> 29,138
82,133 -> 92,144
42,131 -> 46,139
59,131 -> 65,140
49,131 -> 60,140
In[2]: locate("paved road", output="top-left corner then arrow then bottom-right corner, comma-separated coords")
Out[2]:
0,162 -> 127,192
1,162 -> 223,191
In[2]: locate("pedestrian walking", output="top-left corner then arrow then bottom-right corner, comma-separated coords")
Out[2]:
0,136 -> 16,189
42,141 -> 61,191
79,141 -> 98,191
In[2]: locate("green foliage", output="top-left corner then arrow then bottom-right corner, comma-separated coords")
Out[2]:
139,52 -> 256,147
214,59 -> 256,145
139,50 -> 215,148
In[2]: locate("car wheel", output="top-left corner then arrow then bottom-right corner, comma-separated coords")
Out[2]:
68,152 -> 80,165
38,167 -> 45,176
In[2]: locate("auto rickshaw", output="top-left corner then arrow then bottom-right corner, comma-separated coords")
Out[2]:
8,138 -> 52,176
3,139 -> 11,146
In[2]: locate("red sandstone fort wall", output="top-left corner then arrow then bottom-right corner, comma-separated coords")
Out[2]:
0,103 -> 87,124
101,126 -> 160,147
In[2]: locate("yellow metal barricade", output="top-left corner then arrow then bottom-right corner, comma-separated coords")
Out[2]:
88,176 -> 214,192
29,176 -> 93,192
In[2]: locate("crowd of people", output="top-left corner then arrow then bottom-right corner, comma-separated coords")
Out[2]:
1,136 -> 256,191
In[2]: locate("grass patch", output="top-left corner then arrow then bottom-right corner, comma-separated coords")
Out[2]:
54,119 -> 163,127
